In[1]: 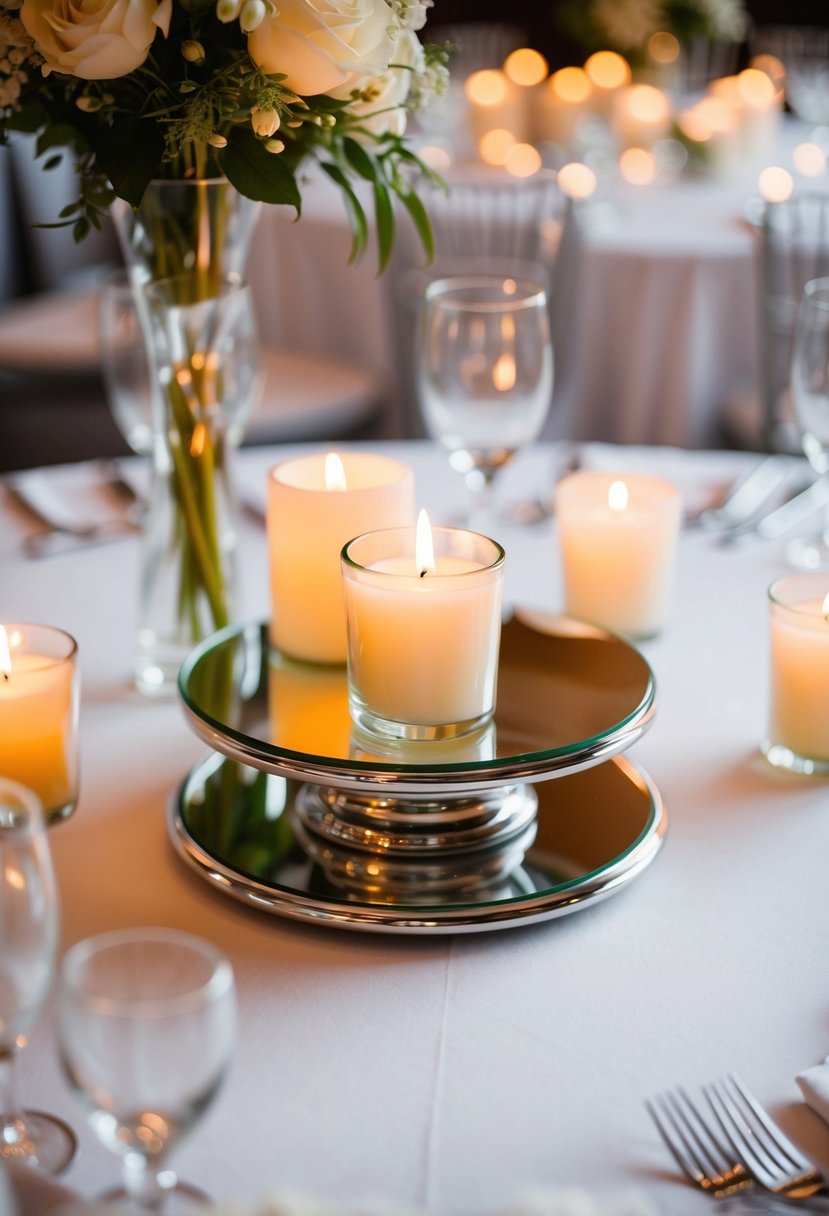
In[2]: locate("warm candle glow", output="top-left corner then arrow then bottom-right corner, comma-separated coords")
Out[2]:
628,84 -> 671,123
479,128 -> 515,165
324,452 -> 347,491
492,353 -> 517,391
550,66 -> 592,104
416,509 -> 435,576
418,144 -> 452,171
608,480 -> 629,512
737,67 -> 776,109
794,142 -> 827,177
648,31 -> 680,65
619,148 -> 657,184
758,166 -> 794,202
0,627 -> 9,677
585,51 -> 630,91
504,47 -> 548,87
504,142 -> 542,177
465,69 -> 508,107
558,161 -> 597,199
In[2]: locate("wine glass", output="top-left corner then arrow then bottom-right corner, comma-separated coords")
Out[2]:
789,277 -> 829,570
416,274 -> 554,529
98,272 -> 154,458
57,927 -> 236,1212
0,778 -> 77,1175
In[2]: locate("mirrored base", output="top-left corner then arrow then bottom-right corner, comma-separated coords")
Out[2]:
169,752 -> 666,934
762,739 -> 829,776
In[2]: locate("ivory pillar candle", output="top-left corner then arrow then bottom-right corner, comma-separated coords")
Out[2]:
341,514 -> 505,740
555,471 -> 681,639
464,69 -> 529,150
267,452 -> 415,664
611,84 -> 672,150
0,624 -> 79,825
765,575 -> 829,774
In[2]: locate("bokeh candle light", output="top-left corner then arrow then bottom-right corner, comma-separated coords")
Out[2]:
0,624 -> 79,825
267,452 -> 415,665
555,471 -> 682,639
341,512 -> 505,740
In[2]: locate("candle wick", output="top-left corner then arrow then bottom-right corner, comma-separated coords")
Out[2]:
420,569 -> 428,579
1,672 -> 7,682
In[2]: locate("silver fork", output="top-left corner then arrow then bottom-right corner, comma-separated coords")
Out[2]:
706,1074 -> 829,1202
646,1086 -> 754,1198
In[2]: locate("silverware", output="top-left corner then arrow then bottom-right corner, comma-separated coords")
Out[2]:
706,1075 -> 829,1203
718,477 -> 829,544
6,481 -> 140,559
697,456 -> 800,533
647,1081 -> 829,1209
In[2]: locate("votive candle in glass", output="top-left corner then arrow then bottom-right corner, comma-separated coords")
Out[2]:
556,471 -> 682,639
267,452 -> 415,665
0,624 -> 79,825
341,513 -> 505,741
765,574 -> 829,774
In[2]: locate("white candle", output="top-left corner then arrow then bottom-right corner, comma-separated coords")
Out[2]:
766,576 -> 829,772
341,513 -> 505,740
267,452 -> 415,665
555,471 -> 681,639
533,67 -> 593,151
464,69 -> 529,151
611,84 -> 672,151
0,624 -> 79,824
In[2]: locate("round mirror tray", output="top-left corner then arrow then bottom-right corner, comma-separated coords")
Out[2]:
170,752 -> 664,934
171,614 -> 666,934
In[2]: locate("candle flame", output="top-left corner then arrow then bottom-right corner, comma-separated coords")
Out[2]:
416,509 -> 435,577
493,353 -> 517,392
608,480 -> 629,513
324,452 -> 347,492
0,627 -> 10,679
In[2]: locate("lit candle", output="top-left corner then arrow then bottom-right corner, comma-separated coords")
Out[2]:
584,51 -> 631,116
533,66 -> 594,151
765,575 -> 829,774
611,84 -> 672,151
465,68 -> 529,151
0,624 -> 79,825
267,452 -> 415,665
341,512 -> 505,740
555,471 -> 682,639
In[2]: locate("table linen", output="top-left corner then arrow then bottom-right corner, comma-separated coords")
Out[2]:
3,440 -> 829,1216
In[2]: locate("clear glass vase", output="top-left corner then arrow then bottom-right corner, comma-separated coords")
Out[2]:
111,180 -> 261,696
136,273 -> 262,697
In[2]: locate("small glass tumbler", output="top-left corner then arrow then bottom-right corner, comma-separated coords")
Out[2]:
341,525 -> 505,741
0,625 -> 79,825
764,574 -> 829,775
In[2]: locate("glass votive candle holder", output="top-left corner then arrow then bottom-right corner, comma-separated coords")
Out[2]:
267,452 -> 415,665
555,470 -> 682,639
0,624 -> 79,825
341,524 -> 505,742
764,574 -> 829,775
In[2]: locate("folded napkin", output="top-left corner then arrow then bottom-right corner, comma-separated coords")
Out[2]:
797,1055 -> 829,1125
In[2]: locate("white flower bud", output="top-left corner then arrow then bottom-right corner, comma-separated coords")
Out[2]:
239,0 -> 266,32
207,133 -> 228,148
250,105 -> 280,137
76,95 -> 103,112
264,139 -> 285,154
181,39 -> 205,63
216,0 -> 241,22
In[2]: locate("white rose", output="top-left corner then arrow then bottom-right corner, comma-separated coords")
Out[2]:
332,26 -> 422,137
248,0 -> 396,97
20,0 -> 171,79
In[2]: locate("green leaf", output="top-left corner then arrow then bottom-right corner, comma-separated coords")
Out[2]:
42,154 -> 63,172
6,100 -> 48,134
342,137 -> 378,183
219,127 -> 301,211
392,182 -> 434,262
93,115 -> 164,207
35,124 -> 76,157
321,162 -> 368,263
373,180 -> 395,273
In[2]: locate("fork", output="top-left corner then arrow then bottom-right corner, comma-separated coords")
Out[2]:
706,1074 -> 829,1202
646,1085 -> 755,1199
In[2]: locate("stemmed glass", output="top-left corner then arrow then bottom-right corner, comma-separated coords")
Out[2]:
57,927 -> 236,1212
789,277 -> 829,570
416,274 -> 554,530
0,778 -> 77,1174
98,272 -> 154,458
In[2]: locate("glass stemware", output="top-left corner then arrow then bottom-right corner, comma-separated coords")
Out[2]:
57,927 -> 236,1213
98,272 -> 154,458
416,274 -> 554,530
0,778 -> 77,1175
789,277 -> 829,570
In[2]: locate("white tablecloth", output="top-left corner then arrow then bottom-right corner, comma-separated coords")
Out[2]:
4,440 -> 829,1215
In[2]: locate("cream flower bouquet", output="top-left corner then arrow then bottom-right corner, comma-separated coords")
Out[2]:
0,0 -> 447,264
